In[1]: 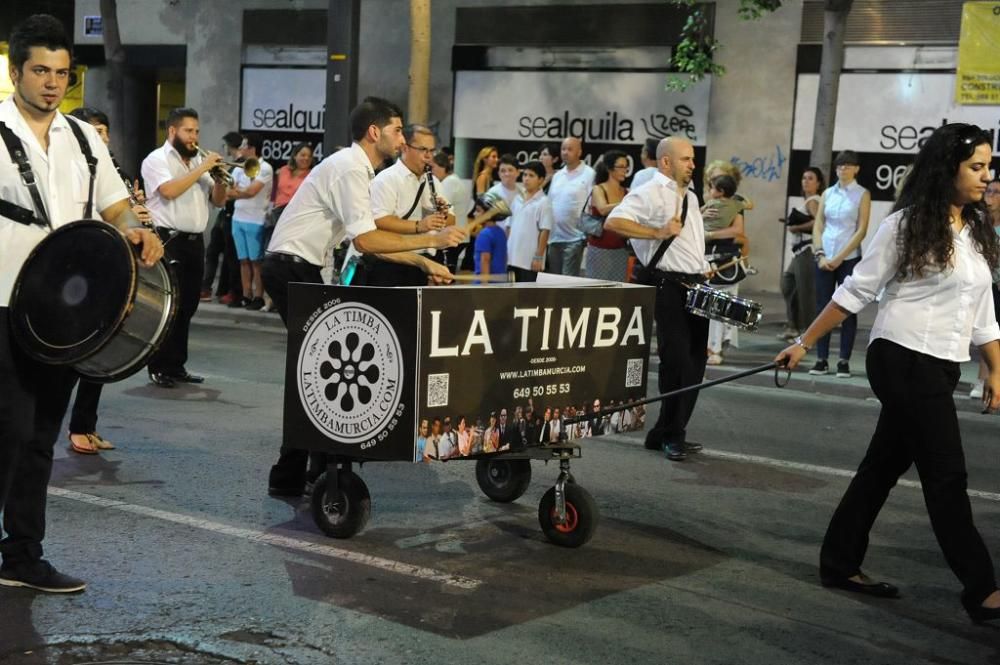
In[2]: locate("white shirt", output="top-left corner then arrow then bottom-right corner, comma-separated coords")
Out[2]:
232,160 -> 274,225
267,143 -> 377,266
507,190 -> 553,270
485,181 -> 521,209
440,173 -> 471,225
609,171 -> 708,275
141,140 -> 216,233
547,163 -> 595,243
0,96 -> 128,306
630,166 -> 658,190
370,159 -> 450,256
821,180 -> 866,260
833,209 -> 1000,362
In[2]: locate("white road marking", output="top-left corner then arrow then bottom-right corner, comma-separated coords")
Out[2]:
47,486 -> 482,590
701,449 -> 1000,503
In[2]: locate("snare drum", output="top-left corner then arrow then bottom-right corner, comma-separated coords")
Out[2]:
9,220 -> 177,383
685,283 -> 762,331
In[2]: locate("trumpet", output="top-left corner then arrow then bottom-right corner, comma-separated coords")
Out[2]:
193,145 -> 261,182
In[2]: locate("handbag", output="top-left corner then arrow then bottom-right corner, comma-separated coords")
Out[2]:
579,191 -> 604,238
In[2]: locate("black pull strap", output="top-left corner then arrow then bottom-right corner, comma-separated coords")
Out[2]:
645,190 -> 689,271
0,121 -> 50,229
65,116 -> 98,219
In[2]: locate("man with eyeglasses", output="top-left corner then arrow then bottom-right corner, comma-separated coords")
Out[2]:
360,123 -> 457,285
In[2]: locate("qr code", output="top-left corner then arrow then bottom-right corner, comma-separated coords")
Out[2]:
625,358 -> 644,388
426,373 -> 449,408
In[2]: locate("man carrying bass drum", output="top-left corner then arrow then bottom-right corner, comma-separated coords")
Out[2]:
0,15 -> 163,594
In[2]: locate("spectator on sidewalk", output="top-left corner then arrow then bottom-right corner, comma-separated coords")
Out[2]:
432,150 -> 472,272
630,138 -> 660,190
485,153 -> 522,217
546,137 -> 594,276
702,174 -> 748,365
506,161 -> 553,282
779,167 -> 825,341
228,133 -> 273,310
585,149 -> 630,281
810,150 -> 871,379
202,131 -> 243,304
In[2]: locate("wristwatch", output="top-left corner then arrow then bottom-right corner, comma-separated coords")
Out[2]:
793,336 -> 811,351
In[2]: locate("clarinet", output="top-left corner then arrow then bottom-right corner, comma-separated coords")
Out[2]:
111,153 -> 154,228
424,164 -> 450,215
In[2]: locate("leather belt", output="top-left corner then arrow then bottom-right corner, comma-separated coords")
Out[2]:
265,251 -> 313,266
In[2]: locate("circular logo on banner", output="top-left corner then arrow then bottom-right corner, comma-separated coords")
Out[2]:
297,302 -> 403,444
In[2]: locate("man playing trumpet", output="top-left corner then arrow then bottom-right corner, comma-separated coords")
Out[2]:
141,107 -> 227,388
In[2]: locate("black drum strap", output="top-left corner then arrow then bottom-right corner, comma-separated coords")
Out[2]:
65,117 -> 98,220
0,121 -> 51,229
644,191 -> 689,271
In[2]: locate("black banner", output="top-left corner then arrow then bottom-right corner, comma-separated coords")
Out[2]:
284,284 -> 418,461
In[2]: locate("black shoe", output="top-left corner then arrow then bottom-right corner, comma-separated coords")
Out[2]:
663,442 -> 687,461
0,560 -> 86,593
684,441 -> 703,453
245,297 -> 265,311
148,371 -> 176,388
228,297 -> 251,308
836,360 -> 851,378
962,594 -> 1000,623
171,371 -> 204,384
821,575 -> 900,598
809,360 -> 829,375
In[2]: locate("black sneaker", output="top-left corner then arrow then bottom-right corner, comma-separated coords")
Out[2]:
0,560 -> 86,593
809,360 -> 829,375
228,297 -> 250,309
663,442 -> 687,461
836,361 -> 851,378
245,297 -> 265,311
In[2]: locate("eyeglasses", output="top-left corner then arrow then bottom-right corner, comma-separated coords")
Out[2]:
613,164 -> 629,171
406,144 -> 435,155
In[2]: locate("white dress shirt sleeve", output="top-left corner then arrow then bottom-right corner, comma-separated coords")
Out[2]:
971,278 -> 1000,346
141,152 -> 173,199
832,215 -> 901,314
331,168 -> 378,240
609,187 -> 655,226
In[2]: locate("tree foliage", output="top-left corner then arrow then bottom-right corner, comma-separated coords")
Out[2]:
667,0 -> 782,90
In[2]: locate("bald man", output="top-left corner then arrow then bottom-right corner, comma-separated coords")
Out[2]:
546,137 -> 594,276
605,138 -> 710,462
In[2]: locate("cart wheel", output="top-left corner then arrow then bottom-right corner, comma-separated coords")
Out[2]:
311,470 -> 371,539
538,483 -> 598,548
475,459 -> 532,503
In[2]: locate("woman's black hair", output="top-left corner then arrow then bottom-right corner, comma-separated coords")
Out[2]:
893,123 -> 999,278
594,149 -> 628,185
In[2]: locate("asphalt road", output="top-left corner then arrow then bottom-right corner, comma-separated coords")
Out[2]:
2,315 -> 1000,664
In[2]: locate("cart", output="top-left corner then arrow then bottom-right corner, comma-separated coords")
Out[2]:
283,278 -> 655,547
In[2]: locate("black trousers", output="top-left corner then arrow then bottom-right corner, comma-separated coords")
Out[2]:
149,230 -> 204,376
644,279 -> 709,448
820,339 -> 997,605
68,379 -> 103,434
0,308 -> 76,566
261,256 -> 327,489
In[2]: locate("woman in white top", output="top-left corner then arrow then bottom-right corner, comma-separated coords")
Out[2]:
810,151 -> 871,378
777,123 -> 1000,623
778,167 -> 825,341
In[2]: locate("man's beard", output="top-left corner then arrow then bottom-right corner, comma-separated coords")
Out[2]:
172,136 -> 198,159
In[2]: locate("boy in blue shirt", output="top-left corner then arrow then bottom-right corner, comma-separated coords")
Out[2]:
473,199 -> 508,278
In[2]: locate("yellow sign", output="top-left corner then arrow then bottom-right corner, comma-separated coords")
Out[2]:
0,42 -> 87,113
956,2 -> 1000,105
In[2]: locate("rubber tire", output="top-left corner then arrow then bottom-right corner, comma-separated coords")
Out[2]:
475,458 -> 532,503
538,483 -> 598,548
311,470 -> 371,539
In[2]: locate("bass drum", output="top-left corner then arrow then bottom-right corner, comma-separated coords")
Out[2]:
9,220 -> 177,383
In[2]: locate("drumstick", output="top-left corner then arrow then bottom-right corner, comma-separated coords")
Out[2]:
448,273 -> 511,283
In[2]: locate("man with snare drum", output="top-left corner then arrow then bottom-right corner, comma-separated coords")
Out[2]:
0,14 -> 162,594
605,137 -> 709,463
